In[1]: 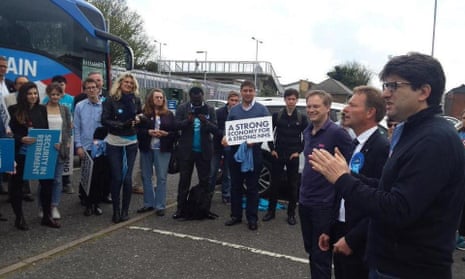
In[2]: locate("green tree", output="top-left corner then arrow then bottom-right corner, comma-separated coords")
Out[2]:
327,61 -> 372,89
87,0 -> 155,68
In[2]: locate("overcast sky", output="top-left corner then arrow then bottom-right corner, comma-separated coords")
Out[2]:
127,0 -> 464,91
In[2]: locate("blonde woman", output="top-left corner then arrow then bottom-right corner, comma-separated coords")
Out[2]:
102,72 -> 142,223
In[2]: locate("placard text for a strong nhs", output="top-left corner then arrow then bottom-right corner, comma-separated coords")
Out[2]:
225,116 -> 273,146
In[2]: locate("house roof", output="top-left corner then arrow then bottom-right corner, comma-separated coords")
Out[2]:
311,78 -> 352,96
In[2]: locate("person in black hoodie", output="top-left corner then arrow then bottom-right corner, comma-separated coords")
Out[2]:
310,52 -> 465,279
101,72 -> 142,223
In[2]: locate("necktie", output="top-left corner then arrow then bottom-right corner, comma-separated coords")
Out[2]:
390,122 -> 404,154
352,138 -> 360,148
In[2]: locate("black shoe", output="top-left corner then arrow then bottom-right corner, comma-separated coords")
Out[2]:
84,206 -> 93,216
0,213 -> 7,221
15,216 -> 29,231
172,210 -> 183,219
287,215 -> 297,226
136,206 -> 154,213
41,216 -> 60,228
155,209 -> 165,216
93,205 -> 103,216
120,210 -> 129,222
248,222 -> 258,231
112,211 -> 121,223
23,195 -> 34,202
225,217 -> 242,226
262,212 -> 275,222
101,195 -> 112,204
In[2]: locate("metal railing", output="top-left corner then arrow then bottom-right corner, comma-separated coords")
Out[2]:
159,60 -> 284,93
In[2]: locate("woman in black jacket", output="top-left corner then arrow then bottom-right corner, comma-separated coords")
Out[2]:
101,72 -> 142,223
136,89 -> 176,216
8,82 -> 60,229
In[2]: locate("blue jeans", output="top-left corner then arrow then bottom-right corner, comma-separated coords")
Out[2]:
38,159 -> 64,207
209,149 -> 231,198
140,149 -> 171,210
299,204 -> 333,279
106,143 -> 138,212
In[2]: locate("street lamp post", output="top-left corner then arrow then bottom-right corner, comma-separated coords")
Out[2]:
431,0 -> 437,56
154,40 -> 166,73
196,50 -> 208,88
251,36 -> 263,90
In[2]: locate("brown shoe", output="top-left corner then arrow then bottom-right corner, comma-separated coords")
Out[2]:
132,187 -> 144,194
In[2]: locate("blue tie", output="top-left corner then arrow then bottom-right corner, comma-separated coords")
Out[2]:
390,122 -> 404,154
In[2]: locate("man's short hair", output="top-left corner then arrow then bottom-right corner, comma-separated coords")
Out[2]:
51,75 -> 67,84
240,80 -> 255,90
284,88 -> 299,99
305,90 -> 332,107
353,85 -> 386,123
379,52 -> 445,106
0,56 -> 7,62
189,87 -> 204,96
82,77 -> 97,90
227,91 -> 240,99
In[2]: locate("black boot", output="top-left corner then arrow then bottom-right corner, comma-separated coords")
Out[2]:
120,209 -> 129,222
41,215 -> 60,228
262,211 -> 275,222
112,210 -> 121,223
15,215 -> 29,231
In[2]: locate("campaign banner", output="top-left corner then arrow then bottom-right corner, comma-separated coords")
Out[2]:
62,135 -> 74,176
0,138 -> 15,173
80,151 -> 94,196
225,116 -> 273,146
23,129 -> 60,180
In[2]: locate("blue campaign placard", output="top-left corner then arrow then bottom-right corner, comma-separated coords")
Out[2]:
167,100 -> 177,110
0,138 -> 15,173
23,129 -> 61,180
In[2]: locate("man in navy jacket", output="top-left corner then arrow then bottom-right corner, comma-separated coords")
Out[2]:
310,53 -> 465,279
319,86 -> 389,279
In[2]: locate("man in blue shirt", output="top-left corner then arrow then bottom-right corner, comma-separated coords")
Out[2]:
299,90 -> 353,279
223,80 -> 270,231
74,78 -> 104,215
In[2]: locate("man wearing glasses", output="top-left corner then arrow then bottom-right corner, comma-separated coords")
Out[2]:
74,78 -> 105,216
310,53 -> 465,279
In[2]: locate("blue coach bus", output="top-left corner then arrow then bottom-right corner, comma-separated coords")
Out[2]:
0,0 -> 133,97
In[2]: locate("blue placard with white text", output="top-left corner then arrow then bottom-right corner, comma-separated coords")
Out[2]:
23,129 -> 60,180
0,138 -> 15,173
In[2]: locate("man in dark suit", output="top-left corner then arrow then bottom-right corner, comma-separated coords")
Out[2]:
319,86 -> 389,279
173,87 -> 217,219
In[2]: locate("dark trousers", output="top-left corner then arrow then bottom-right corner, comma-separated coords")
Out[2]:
229,156 -> 262,223
267,155 -> 299,216
333,221 -> 369,279
177,151 -> 211,211
459,201 -> 465,236
9,154 -> 25,219
106,143 -> 138,213
83,151 -> 108,206
299,204 -> 333,279
10,154 -> 53,220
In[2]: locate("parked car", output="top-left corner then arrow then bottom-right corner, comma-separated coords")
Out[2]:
205,99 -> 227,109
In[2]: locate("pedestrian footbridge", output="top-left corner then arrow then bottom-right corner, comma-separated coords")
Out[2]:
158,60 -> 284,95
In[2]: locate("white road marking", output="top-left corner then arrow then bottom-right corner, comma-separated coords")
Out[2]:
128,226 -> 309,264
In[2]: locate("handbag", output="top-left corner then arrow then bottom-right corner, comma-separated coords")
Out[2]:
168,140 -> 179,174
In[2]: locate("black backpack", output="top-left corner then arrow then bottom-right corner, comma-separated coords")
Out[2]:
182,185 -> 218,220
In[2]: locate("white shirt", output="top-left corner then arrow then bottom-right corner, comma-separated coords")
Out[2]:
0,80 -> 9,98
338,126 -> 378,222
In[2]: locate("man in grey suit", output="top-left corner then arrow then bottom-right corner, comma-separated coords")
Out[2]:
172,87 -> 217,219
